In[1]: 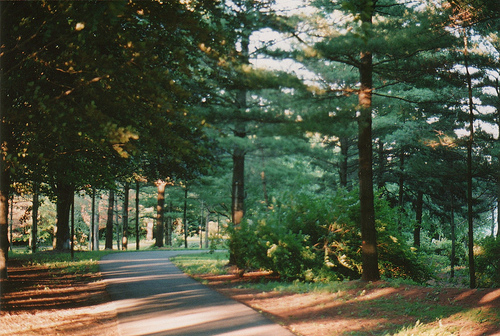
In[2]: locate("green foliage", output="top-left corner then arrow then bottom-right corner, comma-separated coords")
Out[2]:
229,188 -> 432,282
475,236 -> 500,287
227,220 -> 265,271
171,252 -> 229,276
420,236 -> 467,266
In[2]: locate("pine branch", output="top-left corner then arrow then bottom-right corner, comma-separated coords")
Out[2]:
372,91 -> 455,105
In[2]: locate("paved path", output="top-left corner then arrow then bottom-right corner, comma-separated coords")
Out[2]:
99,251 -> 295,336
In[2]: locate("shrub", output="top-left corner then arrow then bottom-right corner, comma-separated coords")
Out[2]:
226,220 -> 263,271
476,236 -> 500,287
228,188 -> 432,282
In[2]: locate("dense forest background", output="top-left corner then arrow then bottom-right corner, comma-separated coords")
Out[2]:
1,0 -> 499,288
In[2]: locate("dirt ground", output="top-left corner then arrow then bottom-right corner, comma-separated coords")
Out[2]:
1,261 -> 500,336
200,272 -> 500,336
0,260 -> 119,336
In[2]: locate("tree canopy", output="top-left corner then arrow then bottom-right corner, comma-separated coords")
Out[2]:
1,0 -> 500,287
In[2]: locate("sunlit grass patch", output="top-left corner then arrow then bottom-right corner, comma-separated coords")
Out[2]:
171,252 -> 229,276
388,307 -> 499,336
10,250 -> 116,275
371,307 -> 498,336
388,319 -> 457,336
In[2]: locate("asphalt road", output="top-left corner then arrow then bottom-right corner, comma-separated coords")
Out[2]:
99,250 -> 295,336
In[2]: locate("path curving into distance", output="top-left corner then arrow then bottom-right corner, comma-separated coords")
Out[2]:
99,251 -> 295,336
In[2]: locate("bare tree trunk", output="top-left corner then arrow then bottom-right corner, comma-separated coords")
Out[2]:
398,149 -> 405,231
31,182 -> 39,253
91,188 -> 98,251
183,187 -> 188,249
0,166 -> 10,281
205,213 -> 209,249
357,2 -> 379,282
9,196 -> 13,252
115,195 -> 120,250
497,173 -> 500,239
231,30 -> 249,227
496,81 -> 500,239
228,24 -> 250,267
0,0 -> 11,281
464,32 -> 476,288
70,193 -> 75,259
135,181 -> 140,250
232,148 -> 245,225
105,189 -> 114,250
165,201 -> 173,247
199,200 -> 203,249
122,183 -> 129,250
54,182 -> 73,251
155,180 -> 167,248
94,191 -> 100,250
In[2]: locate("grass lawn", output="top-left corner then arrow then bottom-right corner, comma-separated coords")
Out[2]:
172,252 -> 500,336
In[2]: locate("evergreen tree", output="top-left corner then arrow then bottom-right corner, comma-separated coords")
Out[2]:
286,0 -> 461,280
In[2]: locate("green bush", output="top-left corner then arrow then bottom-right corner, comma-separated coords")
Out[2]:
228,188 -> 432,282
227,220 -> 264,271
476,236 -> 500,287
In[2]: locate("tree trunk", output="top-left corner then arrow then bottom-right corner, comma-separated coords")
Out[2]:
496,82 -> 500,239
229,26 -> 250,267
357,2 -> 380,282
166,201 -> 173,246
135,181 -> 140,250
105,189 -> 114,250
155,180 -> 167,248
464,32 -> 476,288
122,183 -> 129,250
70,192 -> 75,259
205,213 -> 209,249
9,196 -> 13,252
414,190 -> 423,248
115,195 -> 120,250
91,188 -> 98,251
31,182 -> 39,253
54,183 -> 74,251
497,171 -> 500,238
231,30 -> 249,226
183,186 -> 188,249
199,200 -> 204,249
396,148 -> 406,233
0,0 -> 11,281
232,148 -> 245,225
0,166 -> 10,281
94,191 -> 100,250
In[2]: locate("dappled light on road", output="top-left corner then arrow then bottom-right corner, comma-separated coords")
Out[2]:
100,251 -> 294,336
